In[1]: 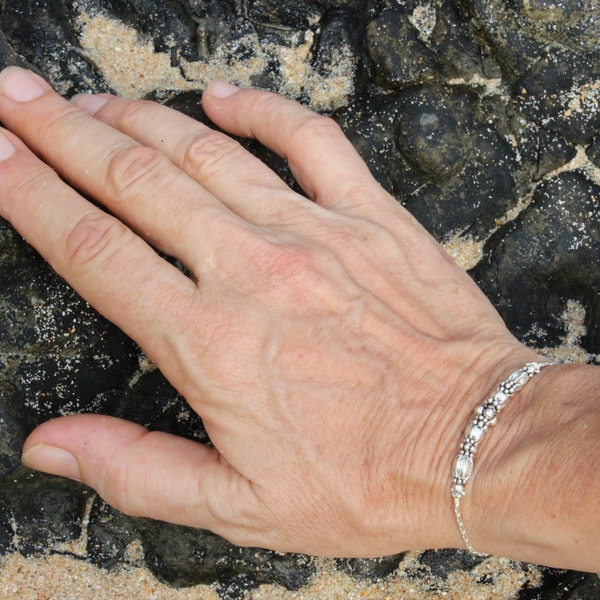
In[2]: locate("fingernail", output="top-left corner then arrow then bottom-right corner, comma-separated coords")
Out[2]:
206,81 -> 240,99
22,444 -> 82,482
71,93 -> 110,115
0,66 -> 50,102
0,131 -> 15,160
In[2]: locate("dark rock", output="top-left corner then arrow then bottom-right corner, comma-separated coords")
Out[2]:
367,0 -> 493,88
133,518 -> 315,590
0,470 -> 89,556
338,85 -> 521,241
417,548 -> 484,580
100,0 -> 198,61
472,172 -> 600,355
87,499 -> 140,569
0,382 -> 31,477
0,496 -> 13,554
367,6 -> 439,87
336,553 -> 407,581
0,0 -> 109,94
515,46 -> 600,145
517,122 -> 577,181
456,0 -> 599,78
114,368 -> 209,443
517,569 -> 600,600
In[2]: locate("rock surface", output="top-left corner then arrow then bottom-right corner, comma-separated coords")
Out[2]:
0,0 -> 598,598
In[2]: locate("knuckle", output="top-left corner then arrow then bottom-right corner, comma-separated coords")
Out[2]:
36,105 -> 87,141
288,112 -> 343,146
10,165 -> 59,203
63,211 -> 132,270
181,130 -> 241,178
106,145 -> 169,199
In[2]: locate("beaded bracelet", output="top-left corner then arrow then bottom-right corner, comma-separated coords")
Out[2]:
451,361 -> 555,555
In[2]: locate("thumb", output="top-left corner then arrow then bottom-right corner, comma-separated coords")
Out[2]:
21,414 -> 255,535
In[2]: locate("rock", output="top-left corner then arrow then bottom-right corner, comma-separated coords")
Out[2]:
517,569 -> 600,600
472,172 -> 600,354
457,0 -> 599,77
417,548 -> 484,580
515,46 -> 600,145
87,499 -> 141,570
0,0 -> 109,94
338,84 -> 521,241
133,518 -> 315,590
336,554 -> 408,581
517,122 -> 577,181
367,0 -> 494,88
588,136 -> 600,169
0,470 -> 89,556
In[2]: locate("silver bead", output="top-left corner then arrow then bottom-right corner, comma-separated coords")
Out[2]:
493,391 -> 508,406
483,405 -> 496,419
467,424 -> 483,442
453,454 -> 473,483
506,368 -> 529,392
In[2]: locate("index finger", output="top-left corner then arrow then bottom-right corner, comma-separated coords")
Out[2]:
202,83 -> 398,215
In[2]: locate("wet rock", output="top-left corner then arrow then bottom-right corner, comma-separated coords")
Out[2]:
473,172 -> 600,354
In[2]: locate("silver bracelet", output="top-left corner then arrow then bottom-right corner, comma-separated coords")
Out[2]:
451,361 -> 555,555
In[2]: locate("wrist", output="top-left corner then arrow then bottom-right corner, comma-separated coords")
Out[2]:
451,360 -> 556,555
468,362 -> 600,570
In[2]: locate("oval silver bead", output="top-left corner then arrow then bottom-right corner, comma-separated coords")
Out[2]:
453,454 -> 474,483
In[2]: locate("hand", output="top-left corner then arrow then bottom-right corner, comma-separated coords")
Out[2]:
0,67 -> 545,558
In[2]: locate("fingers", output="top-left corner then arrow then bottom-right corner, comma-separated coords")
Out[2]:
22,415 -> 260,540
0,67 -> 234,266
71,92 -> 310,225
202,82 -> 396,215
0,126 -> 199,369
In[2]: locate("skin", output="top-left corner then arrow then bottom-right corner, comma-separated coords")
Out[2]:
0,67 -> 598,570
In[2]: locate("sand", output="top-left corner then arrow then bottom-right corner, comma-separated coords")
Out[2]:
0,552 -> 544,600
77,11 -> 355,111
